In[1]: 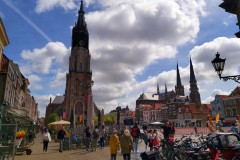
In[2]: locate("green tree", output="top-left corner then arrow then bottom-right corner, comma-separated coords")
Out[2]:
48,114 -> 59,124
104,113 -> 117,125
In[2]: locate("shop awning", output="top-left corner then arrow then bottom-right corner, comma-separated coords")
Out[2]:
224,117 -> 237,122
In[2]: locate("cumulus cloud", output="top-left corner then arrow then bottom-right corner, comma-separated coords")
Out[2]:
27,74 -> 42,90
34,94 -> 55,117
35,85 -> 43,90
202,89 -> 231,104
35,0 -> 77,13
20,42 -> 71,74
50,71 -> 67,88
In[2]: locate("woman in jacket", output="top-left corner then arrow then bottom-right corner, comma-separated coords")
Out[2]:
120,130 -> 133,160
109,130 -> 120,160
41,128 -> 51,154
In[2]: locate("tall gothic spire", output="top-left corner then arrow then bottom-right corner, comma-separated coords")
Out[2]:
190,57 -> 197,84
165,83 -> 167,98
157,82 -> 160,94
77,0 -> 86,27
176,63 -> 182,87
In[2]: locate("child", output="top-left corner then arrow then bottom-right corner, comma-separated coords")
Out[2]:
142,130 -> 149,152
153,129 -> 159,152
148,130 -> 153,151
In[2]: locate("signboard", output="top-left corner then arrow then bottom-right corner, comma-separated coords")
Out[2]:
63,112 -> 66,119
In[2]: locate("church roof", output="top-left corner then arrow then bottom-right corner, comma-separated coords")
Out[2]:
52,96 -> 64,104
137,92 -> 172,101
190,58 -> 197,84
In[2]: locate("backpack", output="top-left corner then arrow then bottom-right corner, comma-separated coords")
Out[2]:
93,130 -> 99,138
132,128 -> 138,137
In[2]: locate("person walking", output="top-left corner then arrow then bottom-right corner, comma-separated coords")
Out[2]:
153,129 -> 159,152
160,122 -> 172,140
142,124 -> 148,132
194,123 -> 197,134
131,122 -> 140,153
57,127 -> 66,153
142,130 -> 148,152
148,130 -> 153,151
109,130 -> 120,160
120,130 -> 133,160
41,128 -> 51,154
92,126 -> 99,152
100,126 -> 106,149
85,126 -> 91,151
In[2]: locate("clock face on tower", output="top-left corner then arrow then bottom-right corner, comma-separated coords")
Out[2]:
72,30 -> 88,49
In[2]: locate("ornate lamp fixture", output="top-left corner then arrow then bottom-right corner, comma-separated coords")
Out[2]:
211,52 -> 240,83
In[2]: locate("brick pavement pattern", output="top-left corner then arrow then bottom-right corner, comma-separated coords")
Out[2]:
15,133 -> 136,160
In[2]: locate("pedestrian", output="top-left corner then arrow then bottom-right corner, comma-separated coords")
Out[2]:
142,124 -> 147,132
153,129 -> 159,152
42,127 -> 44,135
57,127 -> 66,153
131,122 -> 140,153
141,130 -> 148,152
169,123 -> 175,142
194,123 -> 197,134
120,130 -> 133,160
85,126 -> 91,151
109,130 -> 120,160
148,130 -> 153,151
160,122 -> 172,140
100,126 -> 106,149
92,126 -> 99,152
29,129 -> 33,143
41,128 -> 51,154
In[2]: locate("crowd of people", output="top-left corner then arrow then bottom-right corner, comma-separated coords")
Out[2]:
39,122 -> 176,159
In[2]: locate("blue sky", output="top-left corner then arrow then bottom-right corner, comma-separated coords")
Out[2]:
1,0 -> 240,117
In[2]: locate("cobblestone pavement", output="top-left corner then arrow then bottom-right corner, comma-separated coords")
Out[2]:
15,134 -> 204,160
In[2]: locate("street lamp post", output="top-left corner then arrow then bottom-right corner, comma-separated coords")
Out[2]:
79,80 -> 94,126
211,52 -> 240,83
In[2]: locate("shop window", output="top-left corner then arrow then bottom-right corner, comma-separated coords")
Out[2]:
226,108 -> 231,116
232,108 -> 237,116
231,99 -> 236,105
225,100 -> 229,106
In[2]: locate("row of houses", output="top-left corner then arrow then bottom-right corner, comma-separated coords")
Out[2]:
0,18 -> 38,122
211,86 -> 240,124
138,96 -> 210,127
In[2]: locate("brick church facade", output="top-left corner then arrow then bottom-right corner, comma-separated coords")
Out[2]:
63,1 -> 95,125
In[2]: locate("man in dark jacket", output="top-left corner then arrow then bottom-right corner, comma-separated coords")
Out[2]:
132,123 -> 140,153
85,126 -> 91,151
160,122 -> 172,139
57,127 -> 66,153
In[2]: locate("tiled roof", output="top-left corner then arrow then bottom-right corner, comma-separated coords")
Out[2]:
219,95 -> 228,98
52,96 -> 64,104
137,92 -> 172,100
188,104 -> 210,114
154,103 -> 164,110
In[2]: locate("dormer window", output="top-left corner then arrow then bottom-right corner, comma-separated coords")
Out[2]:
200,107 -> 203,112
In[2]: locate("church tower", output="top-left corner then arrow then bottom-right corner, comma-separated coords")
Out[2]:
175,63 -> 184,96
189,58 -> 201,105
64,1 -> 94,124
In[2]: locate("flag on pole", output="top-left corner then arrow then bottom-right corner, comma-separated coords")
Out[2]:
63,112 -> 66,119
114,117 -> 116,121
148,113 -> 150,119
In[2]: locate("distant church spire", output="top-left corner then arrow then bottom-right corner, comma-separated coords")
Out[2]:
165,82 -> 167,98
190,57 -> 197,84
157,82 -> 160,94
175,62 -> 184,96
189,57 -> 201,105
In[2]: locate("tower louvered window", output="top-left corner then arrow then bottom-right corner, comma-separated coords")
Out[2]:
79,63 -> 82,72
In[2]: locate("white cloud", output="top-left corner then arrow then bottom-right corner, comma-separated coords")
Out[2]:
50,71 -> 67,88
20,42 -> 70,74
223,22 -> 228,26
34,94 -> 55,117
202,89 -> 230,104
35,0 -> 77,13
35,85 -> 43,90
